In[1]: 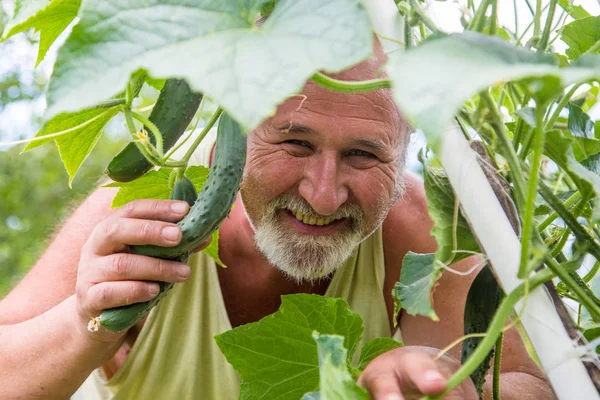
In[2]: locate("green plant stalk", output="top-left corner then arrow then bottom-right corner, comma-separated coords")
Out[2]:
512,0 -> 518,37
181,108 -> 223,163
550,228 -> 570,258
551,192 -> 591,258
421,268 -> 555,400
123,107 -> 161,168
409,0 -> 438,32
577,303 -> 582,328
547,11 -> 568,48
404,13 -> 413,49
545,257 -> 600,322
518,106 -> 546,278
533,0 -> 542,38
584,261 -> 600,283
539,181 -> 600,262
492,332 -> 503,400
544,84 -> 582,131
489,1 -> 498,36
467,0 -> 492,32
516,17 -> 535,46
96,99 -> 126,109
310,72 -> 392,93
537,0 -> 557,52
482,91 -> 528,212
538,191 -> 580,231
131,111 -> 165,156
524,0 -> 535,16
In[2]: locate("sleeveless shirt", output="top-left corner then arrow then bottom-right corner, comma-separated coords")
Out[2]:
72,128 -> 400,400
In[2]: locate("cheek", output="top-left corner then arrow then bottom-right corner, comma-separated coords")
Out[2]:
348,168 -> 397,215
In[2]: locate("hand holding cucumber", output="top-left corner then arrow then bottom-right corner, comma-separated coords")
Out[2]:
74,199 -> 208,340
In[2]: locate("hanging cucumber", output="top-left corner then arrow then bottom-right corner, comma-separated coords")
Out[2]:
106,79 -> 203,182
170,175 -> 198,207
98,113 -> 246,332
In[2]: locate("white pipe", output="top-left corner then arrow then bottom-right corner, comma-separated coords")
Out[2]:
440,123 -> 599,400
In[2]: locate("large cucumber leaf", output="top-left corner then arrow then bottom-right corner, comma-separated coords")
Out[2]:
355,337 -> 402,371
393,252 -> 441,321
45,0 -> 372,131
215,294 -> 363,400
561,16 -> 600,61
386,32 -> 600,149
2,0 -> 81,66
557,0 -> 591,20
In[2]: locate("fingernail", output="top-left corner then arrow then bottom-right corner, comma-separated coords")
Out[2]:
424,370 -> 444,382
171,202 -> 188,214
149,284 -> 159,296
384,394 -> 402,400
162,226 -> 181,241
178,265 -> 191,279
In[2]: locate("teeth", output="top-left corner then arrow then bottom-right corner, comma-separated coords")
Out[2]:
291,210 -> 340,226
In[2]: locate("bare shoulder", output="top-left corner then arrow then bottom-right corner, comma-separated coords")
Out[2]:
0,186 -> 118,324
382,171 -> 436,266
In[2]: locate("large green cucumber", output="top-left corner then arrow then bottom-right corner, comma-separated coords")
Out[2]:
98,113 -> 246,331
106,79 -> 203,182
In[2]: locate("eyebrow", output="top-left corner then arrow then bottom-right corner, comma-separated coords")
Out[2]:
276,123 -> 390,154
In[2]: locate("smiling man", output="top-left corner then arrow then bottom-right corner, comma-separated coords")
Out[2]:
0,41 -> 554,400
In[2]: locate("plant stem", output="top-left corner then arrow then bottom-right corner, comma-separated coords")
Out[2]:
538,191 -> 581,231
409,0 -> 438,32
539,181 -> 600,266
512,0 -> 519,38
95,99 -> 125,109
489,1 -> 498,36
584,261 -> 600,283
181,108 -> 223,163
492,332 -> 503,400
517,105 -> 546,279
545,257 -> 600,322
131,111 -> 165,156
404,14 -> 413,49
537,0 -> 558,52
468,0 -> 492,32
123,107 -> 161,168
421,268 -> 555,400
482,91 -> 528,211
544,83 -> 582,131
310,72 -> 392,93
533,0 -> 542,38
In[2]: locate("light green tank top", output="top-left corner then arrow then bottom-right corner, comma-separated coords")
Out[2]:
73,129 -> 398,400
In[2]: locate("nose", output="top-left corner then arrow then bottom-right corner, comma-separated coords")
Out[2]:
298,153 -> 348,216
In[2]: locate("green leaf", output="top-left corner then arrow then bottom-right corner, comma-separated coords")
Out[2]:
393,252 -> 441,321
515,107 -> 537,128
423,159 -> 480,264
2,0 -> 48,39
561,16 -> 600,61
45,0 -> 373,131
203,229 -> 225,267
462,265 -> 502,396
2,0 -> 81,67
558,0 -> 591,20
22,107 -> 118,185
544,130 -> 600,220
568,102 -> 595,139
309,333 -> 369,400
106,165 -> 209,208
215,294 -> 364,400
387,32 -> 560,148
356,337 -> 402,371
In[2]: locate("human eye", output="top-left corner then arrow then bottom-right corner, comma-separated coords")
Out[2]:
281,139 -> 313,156
346,149 -> 377,159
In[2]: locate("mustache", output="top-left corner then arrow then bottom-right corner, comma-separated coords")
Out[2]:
266,193 -> 363,223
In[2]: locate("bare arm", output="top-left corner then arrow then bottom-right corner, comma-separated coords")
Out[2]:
0,188 -> 193,399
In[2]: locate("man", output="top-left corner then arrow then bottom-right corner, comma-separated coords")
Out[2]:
0,42 -> 553,399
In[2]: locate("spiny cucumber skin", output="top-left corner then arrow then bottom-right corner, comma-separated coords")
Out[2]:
171,176 -> 198,207
98,113 -> 245,332
106,79 -> 203,182
132,113 -> 246,260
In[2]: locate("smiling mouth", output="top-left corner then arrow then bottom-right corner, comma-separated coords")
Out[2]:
288,209 -> 344,226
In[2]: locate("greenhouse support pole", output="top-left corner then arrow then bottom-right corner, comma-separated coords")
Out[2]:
439,122 -> 599,400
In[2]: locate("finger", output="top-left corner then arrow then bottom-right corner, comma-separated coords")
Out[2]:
90,253 -> 191,283
358,372 -> 404,400
85,281 -> 161,311
399,352 -> 448,396
91,219 -> 183,255
117,199 -> 190,222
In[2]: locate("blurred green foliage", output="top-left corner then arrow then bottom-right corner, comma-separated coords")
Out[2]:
0,138 -> 126,298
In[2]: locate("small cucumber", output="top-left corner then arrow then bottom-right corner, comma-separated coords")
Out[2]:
98,113 -> 246,332
171,175 -> 198,207
106,79 -> 202,182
